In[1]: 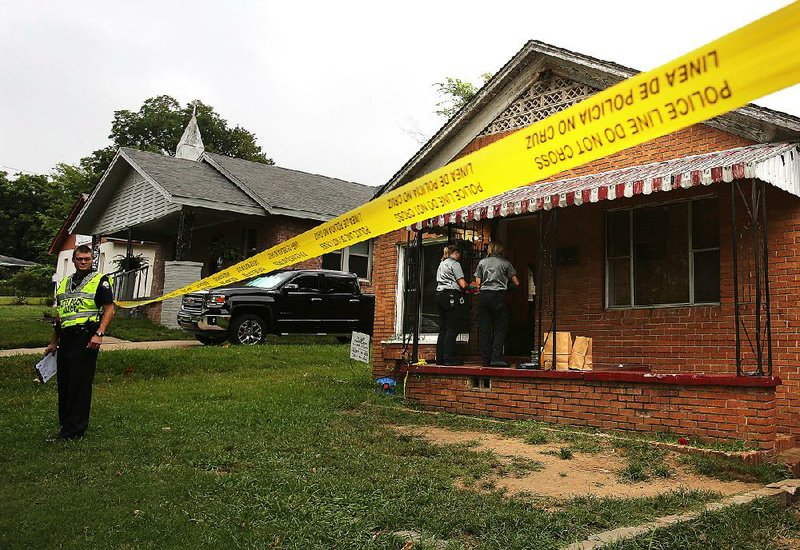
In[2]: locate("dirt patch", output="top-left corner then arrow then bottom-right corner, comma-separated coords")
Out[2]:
391,425 -> 759,499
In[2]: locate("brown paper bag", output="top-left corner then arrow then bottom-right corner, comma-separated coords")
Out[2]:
541,332 -> 572,370
569,336 -> 593,370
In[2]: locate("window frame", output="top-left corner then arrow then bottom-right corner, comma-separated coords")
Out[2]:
321,240 -> 373,282
604,196 -> 721,309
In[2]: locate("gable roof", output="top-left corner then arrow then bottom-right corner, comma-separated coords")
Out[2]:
203,152 -> 376,221
121,148 -> 261,210
72,146 -> 377,235
376,40 -> 800,197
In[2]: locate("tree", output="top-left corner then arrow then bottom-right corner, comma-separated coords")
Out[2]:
434,73 -> 492,118
0,171 -> 53,262
82,95 -> 274,181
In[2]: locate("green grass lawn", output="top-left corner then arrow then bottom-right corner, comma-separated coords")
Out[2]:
0,304 -> 57,349
606,499 -> 800,549
0,296 -> 51,305
0,345 -> 751,550
0,305 -> 191,349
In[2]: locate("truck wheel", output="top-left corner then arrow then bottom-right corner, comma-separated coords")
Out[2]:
195,335 -> 225,346
336,336 -> 350,344
230,314 -> 266,345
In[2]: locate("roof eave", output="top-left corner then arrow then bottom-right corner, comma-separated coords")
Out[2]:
375,40 -> 800,199
70,149 -> 126,234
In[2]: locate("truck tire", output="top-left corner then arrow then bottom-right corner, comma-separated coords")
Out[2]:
229,314 -> 266,345
336,336 -> 350,344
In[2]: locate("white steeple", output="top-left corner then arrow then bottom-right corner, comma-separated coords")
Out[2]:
175,105 -> 205,161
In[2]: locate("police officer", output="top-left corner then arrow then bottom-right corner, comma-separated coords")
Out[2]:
435,244 -> 468,366
474,240 -> 520,367
44,244 -> 115,440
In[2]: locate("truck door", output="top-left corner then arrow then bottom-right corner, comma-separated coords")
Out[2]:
322,275 -> 361,334
277,274 -> 323,334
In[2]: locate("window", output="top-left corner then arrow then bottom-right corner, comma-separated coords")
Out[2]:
606,198 -> 719,307
246,272 -> 294,289
290,275 -> 321,293
326,275 -> 358,294
243,228 -> 258,258
322,240 -> 372,280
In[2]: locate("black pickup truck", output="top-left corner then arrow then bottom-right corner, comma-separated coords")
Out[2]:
177,269 -> 375,345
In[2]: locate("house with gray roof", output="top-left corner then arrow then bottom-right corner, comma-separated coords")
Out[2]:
0,255 -> 37,268
71,114 -> 376,326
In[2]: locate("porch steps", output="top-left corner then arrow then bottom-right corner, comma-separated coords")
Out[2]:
777,447 -> 800,477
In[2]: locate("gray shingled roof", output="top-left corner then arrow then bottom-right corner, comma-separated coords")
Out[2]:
0,254 -> 37,267
121,148 -> 260,209
204,153 -> 376,218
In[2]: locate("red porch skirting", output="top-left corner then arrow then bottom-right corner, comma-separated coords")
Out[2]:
400,366 -> 781,450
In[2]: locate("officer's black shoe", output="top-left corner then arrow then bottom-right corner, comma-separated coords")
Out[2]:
442,361 -> 464,366
490,360 -> 510,367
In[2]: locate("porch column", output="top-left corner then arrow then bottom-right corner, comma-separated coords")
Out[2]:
160,260 -> 203,328
175,208 -> 195,261
125,227 -> 133,260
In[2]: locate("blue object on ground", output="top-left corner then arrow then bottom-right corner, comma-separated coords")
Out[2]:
376,377 -> 397,395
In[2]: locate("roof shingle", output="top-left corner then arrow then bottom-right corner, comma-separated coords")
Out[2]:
204,153 -> 376,218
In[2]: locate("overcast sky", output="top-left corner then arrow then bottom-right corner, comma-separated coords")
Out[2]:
1,0 -> 798,187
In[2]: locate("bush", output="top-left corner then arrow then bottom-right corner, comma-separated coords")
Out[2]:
3,264 -> 54,296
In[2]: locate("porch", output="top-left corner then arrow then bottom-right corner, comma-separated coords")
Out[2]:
384,143 -> 800,450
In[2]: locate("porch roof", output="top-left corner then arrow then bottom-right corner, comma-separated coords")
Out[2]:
416,142 -> 800,229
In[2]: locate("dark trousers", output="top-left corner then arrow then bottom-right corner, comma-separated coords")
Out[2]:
478,290 -> 509,365
56,328 -> 99,438
436,290 -> 463,365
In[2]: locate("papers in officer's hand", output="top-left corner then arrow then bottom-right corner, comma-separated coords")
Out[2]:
35,353 -> 57,383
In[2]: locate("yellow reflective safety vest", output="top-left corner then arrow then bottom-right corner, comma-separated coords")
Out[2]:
56,271 -> 113,329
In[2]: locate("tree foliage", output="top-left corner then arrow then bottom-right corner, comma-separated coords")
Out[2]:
81,95 -> 274,182
433,73 -> 492,118
0,164 -> 95,263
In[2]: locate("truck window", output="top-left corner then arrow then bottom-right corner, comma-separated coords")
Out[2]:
326,276 -> 357,294
291,275 -> 321,293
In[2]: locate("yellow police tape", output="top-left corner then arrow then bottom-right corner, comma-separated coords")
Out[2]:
117,1 -> 800,308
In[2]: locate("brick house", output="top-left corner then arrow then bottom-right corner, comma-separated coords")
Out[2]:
70,114 -> 376,326
370,41 -> 800,451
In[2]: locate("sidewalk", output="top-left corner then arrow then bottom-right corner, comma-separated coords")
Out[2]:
0,337 -> 201,357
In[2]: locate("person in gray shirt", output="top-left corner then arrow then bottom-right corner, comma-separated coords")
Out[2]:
474,240 -> 520,367
436,244 -> 468,365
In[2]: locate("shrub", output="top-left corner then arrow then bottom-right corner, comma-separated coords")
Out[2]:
5,264 -> 54,296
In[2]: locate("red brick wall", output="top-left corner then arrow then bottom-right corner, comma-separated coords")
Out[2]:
404,370 -> 777,450
371,122 -> 800,437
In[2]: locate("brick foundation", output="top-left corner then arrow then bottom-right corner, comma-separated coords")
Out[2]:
402,366 -> 780,450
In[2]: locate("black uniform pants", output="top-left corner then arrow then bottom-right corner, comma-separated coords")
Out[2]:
478,290 -> 509,365
56,328 -> 99,438
436,290 -> 464,365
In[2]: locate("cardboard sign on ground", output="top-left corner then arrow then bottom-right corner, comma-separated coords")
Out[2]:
350,332 -> 371,364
